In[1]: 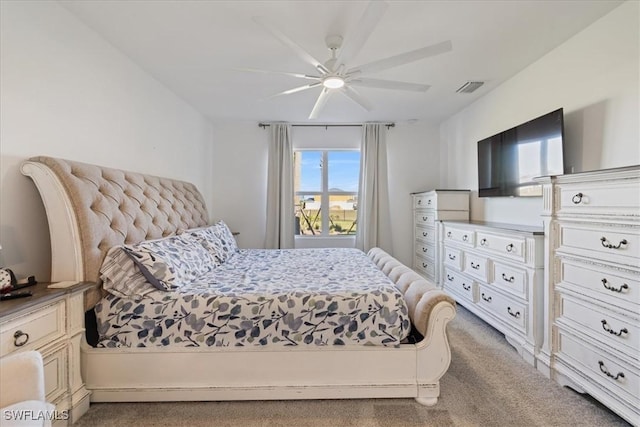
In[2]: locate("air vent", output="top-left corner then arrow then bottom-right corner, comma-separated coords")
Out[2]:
456,81 -> 484,94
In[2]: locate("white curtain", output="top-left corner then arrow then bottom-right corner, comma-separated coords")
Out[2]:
355,123 -> 392,253
264,123 -> 295,249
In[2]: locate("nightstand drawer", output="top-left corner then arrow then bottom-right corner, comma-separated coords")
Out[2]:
0,301 -> 65,357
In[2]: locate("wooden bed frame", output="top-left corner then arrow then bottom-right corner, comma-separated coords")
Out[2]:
21,156 -> 456,417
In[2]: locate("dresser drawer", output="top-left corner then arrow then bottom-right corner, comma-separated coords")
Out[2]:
477,231 -> 526,263
414,194 -> 437,209
415,242 -> 434,259
414,227 -> 435,244
558,330 -> 639,406
492,262 -> 527,299
414,210 -> 436,227
414,255 -> 435,278
560,259 -> 639,310
443,246 -> 463,271
444,225 -> 474,247
0,301 -> 65,357
463,252 -> 489,282
478,284 -> 527,333
559,296 -> 639,356
443,269 -> 475,303
558,223 -> 640,263
558,179 -> 640,216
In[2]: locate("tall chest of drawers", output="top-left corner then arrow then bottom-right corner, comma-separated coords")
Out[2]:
538,166 -> 639,426
411,190 -> 469,284
441,221 -> 544,366
0,282 -> 93,425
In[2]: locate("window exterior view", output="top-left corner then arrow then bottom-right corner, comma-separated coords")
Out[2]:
294,150 -> 360,236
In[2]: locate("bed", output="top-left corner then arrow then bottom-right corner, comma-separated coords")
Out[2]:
21,156 -> 456,411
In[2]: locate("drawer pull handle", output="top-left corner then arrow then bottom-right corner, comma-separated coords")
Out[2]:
422,262 -> 428,269
418,200 -> 422,205
507,307 -> 521,318
571,192 -> 583,204
601,279 -> 628,293
422,216 -> 429,221
502,273 -> 515,283
447,274 -> 454,282
600,237 -> 627,250
448,254 -> 456,260
422,247 -> 428,253
480,238 -> 488,246
13,330 -> 29,347
462,283 -> 471,291
422,231 -> 428,237
446,231 -> 452,238
427,199 -> 432,205
462,234 -> 469,242
505,243 -> 514,253
481,293 -> 492,303
598,361 -> 625,381
470,262 -> 480,270
601,320 -> 628,337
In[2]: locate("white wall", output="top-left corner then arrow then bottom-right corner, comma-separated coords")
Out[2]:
0,1 -> 213,281
210,121 -> 440,266
440,1 -> 639,226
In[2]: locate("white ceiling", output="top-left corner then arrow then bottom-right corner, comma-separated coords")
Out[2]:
59,0 -> 622,124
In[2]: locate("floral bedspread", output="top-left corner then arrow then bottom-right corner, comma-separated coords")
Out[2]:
95,248 -> 410,347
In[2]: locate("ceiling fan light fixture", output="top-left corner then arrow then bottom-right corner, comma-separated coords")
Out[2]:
323,76 -> 345,89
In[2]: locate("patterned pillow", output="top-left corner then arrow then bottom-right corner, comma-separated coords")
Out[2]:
188,221 -> 239,264
99,234 -> 219,299
131,233 -> 219,285
99,245 -> 164,300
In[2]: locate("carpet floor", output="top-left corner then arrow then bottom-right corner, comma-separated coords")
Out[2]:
74,305 -> 630,426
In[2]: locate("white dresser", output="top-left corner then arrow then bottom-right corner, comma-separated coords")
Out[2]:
441,221 -> 544,366
411,190 -> 469,284
0,282 -> 93,425
538,166 -> 639,426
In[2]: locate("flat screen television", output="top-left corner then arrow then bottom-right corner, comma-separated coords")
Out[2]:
477,108 -> 565,197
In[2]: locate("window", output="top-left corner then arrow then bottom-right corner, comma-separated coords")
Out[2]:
294,150 -> 360,236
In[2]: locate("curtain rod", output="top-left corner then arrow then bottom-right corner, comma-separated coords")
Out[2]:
258,123 -> 395,129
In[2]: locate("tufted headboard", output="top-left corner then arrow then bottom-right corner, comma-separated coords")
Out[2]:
21,156 -> 210,290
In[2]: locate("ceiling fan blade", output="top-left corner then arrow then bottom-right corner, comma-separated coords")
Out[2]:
253,17 -> 330,74
234,68 -> 321,81
336,0 -> 388,67
349,77 -> 430,92
340,86 -> 373,112
309,88 -> 332,119
349,40 -> 452,76
267,82 -> 322,99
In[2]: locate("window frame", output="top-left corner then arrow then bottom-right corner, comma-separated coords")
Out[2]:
294,149 -> 360,238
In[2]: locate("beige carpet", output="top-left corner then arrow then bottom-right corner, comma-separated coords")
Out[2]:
75,305 -> 629,426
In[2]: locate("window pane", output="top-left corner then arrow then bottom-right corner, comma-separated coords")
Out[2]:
294,151 -> 322,193
327,194 -> 357,235
295,194 -> 323,235
328,151 -> 360,192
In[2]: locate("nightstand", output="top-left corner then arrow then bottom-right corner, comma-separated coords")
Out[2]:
0,281 -> 96,425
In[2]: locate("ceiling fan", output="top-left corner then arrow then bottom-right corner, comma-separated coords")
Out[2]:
244,1 -> 452,119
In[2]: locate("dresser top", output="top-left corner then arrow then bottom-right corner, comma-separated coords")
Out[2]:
443,220 -> 544,235
0,281 -> 95,319
411,189 -> 471,195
